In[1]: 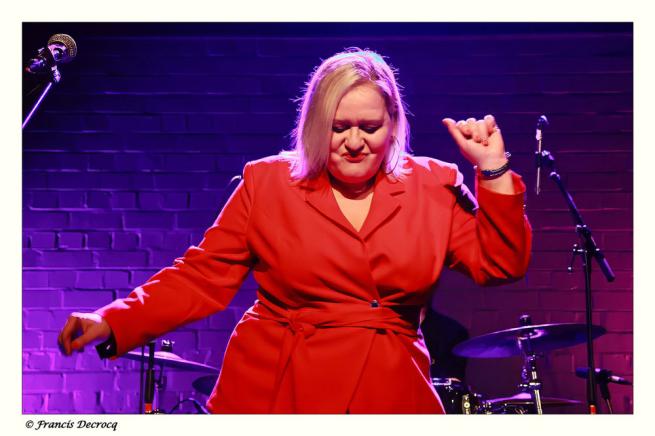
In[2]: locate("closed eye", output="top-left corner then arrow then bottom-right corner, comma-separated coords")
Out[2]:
332,125 -> 381,134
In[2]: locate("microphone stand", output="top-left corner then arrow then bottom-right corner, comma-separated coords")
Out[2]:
22,57 -> 61,130
595,370 -> 614,414
534,117 -> 616,414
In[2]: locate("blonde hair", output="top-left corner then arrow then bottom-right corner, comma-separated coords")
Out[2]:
281,47 -> 412,181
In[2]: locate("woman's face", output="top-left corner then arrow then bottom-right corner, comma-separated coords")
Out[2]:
327,84 -> 395,187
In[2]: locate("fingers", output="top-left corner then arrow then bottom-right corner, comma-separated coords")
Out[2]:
58,313 -> 112,357
443,114 -> 500,145
58,315 -> 80,356
484,114 -> 498,135
466,118 -> 478,142
443,114 -> 505,167
441,118 -> 469,148
71,329 -> 96,352
476,119 -> 489,145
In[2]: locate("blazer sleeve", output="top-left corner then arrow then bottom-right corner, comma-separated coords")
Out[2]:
94,162 -> 256,357
444,166 -> 532,286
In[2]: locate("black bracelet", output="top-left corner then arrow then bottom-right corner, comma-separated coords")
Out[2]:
95,331 -> 117,359
476,152 -> 511,180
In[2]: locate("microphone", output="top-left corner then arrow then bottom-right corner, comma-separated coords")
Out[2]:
26,34 -> 77,74
575,367 -> 632,386
534,115 -> 549,195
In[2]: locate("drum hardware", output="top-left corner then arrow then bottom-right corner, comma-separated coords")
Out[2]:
192,374 -> 220,396
431,378 -> 483,414
144,340 -> 175,414
430,378 -> 582,415
451,315 -> 607,414
123,350 -> 219,373
452,320 -> 606,359
575,367 -> 632,414
516,314 -> 544,414
486,392 -> 581,411
167,398 -> 210,414
121,339 -> 218,414
144,341 -> 159,414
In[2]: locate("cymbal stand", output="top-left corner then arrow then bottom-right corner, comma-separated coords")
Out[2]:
144,341 -> 158,414
517,315 -> 544,415
154,340 -> 173,409
143,340 -> 174,414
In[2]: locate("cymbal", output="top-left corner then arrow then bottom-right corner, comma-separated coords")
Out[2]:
487,392 -> 581,407
123,350 -> 219,373
453,323 -> 606,358
192,374 -> 219,396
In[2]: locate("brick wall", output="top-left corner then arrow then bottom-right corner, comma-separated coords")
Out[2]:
22,22 -> 632,414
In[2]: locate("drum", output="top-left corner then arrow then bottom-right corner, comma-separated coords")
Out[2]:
431,378 -> 482,414
486,403 -> 531,414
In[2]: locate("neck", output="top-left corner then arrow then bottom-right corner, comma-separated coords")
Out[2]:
329,174 -> 376,200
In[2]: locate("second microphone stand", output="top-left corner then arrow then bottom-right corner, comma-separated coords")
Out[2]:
534,120 -> 616,414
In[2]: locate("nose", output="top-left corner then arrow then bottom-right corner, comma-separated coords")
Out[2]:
345,128 -> 365,154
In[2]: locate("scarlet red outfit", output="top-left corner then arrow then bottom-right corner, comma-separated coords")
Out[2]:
95,155 -> 532,413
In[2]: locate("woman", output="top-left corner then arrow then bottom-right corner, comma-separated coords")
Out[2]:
58,48 -> 531,413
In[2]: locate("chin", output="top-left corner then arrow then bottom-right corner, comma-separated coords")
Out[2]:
339,170 -> 377,185
328,158 -> 382,184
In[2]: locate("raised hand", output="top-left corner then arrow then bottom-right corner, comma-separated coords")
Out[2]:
442,115 -> 507,170
57,312 -> 112,356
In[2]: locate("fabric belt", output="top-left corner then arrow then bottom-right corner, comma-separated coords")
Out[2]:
244,292 -> 421,412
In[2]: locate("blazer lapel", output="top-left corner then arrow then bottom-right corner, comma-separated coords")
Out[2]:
359,172 -> 405,241
302,171 -> 361,239
300,170 -> 406,241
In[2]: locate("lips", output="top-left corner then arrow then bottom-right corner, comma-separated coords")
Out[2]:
343,154 -> 367,163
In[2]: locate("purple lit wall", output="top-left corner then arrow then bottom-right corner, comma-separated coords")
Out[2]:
22,23 -> 633,414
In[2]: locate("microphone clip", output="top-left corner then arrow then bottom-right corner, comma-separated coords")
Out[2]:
534,149 -> 555,174
27,46 -> 62,83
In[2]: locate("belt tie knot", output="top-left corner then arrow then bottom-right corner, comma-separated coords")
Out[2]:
287,314 -> 316,338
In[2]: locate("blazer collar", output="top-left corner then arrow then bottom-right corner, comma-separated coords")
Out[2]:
299,169 -> 406,240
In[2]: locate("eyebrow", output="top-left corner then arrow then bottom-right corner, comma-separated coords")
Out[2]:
332,119 -> 384,124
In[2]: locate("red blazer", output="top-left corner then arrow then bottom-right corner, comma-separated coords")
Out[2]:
96,154 -> 532,414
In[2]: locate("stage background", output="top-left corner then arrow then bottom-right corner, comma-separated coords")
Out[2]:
22,22 -> 633,414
